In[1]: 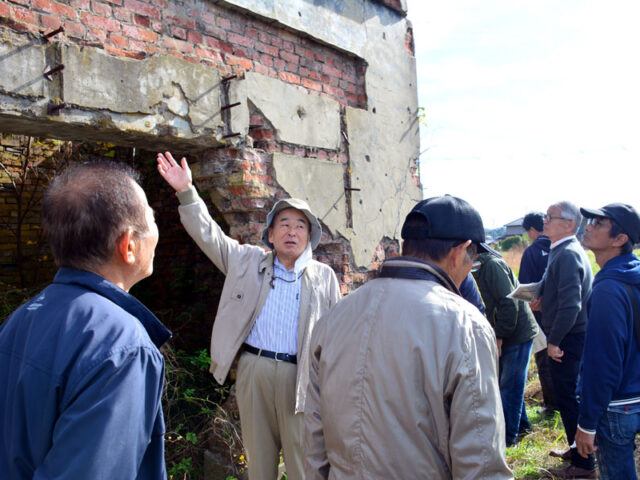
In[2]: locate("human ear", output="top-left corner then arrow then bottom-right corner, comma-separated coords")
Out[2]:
116,228 -> 137,265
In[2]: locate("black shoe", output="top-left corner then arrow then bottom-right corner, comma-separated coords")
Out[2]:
549,448 -> 572,461
547,464 -> 598,479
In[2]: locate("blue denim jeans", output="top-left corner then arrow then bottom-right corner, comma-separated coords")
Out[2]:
595,403 -> 640,479
499,340 -> 533,446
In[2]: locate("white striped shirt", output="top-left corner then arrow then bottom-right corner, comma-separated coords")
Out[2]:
245,256 -> 303,355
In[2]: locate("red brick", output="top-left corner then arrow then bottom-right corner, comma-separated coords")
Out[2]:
129,39 -> 146,51
195,47 -> 222,62
162,37 -> 194,54
187,31 -> 203,44
256,42 -> 278,56
228,32 -> 254,49
63,20 -> 85,38
133,14 -> 150,28
341,72 -> 356,83
87,26 -> 108,42
0,3 -> 11,18
110,32 -> 128,48
123,0 -> 160,20
217,16 -> 231,30
258,31 -> 271,44
250,129 -> 273,141
226,55 -> 252,70
323,84 -> 343,97
40,14 -> 62,29
104,0 -> 122,4
113,7 -> 131,22
105,44 -> 145,59
91,1 -> 112,16
282,40 -> 294,51
323,64 -> 342,78
246,27 -> 258,39
299,66 -> 309,77
205,36 -> 222,50
123,24 -> 157,42
279,71 -> 300,84
340,80 -> 356,94
13,7 -> 38,25
273,58 -> 285,70
259,54 -> 273,67
166,15 -> 195,30
80,12 -> 120,31
309,70 -> 320,81
280,50 -> 300,65
70,0 -> 90,8
302,78 -> 322,92
253,63 -> 268,75
8,0 -> 28,6
150,0 -> 167,8
219,41 -> 233,54
315,52 -> 325,63
271,36 -> 283,48
170,26 -> 186,40
200,11 -> 216,25
234,47 -> 247,58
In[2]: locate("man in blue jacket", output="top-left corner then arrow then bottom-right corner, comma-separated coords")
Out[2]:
575,203 -> 640,480
530,201 -> 595,479
519,212 -> 557,413
0,161 -> 171,479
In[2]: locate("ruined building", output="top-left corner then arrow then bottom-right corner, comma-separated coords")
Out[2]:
1,0 -> 421,292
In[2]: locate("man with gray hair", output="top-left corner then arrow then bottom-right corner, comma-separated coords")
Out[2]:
0,161 -> 171,479
157,152 -> 340,480
530,201 -> 596,478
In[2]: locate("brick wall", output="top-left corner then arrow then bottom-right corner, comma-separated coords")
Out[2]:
1,0 -> 368,108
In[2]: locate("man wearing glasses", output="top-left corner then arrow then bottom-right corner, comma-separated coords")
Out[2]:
530,201 -> 596,478
305,196 -> 513,479
157,152 -> 340,480
575,204 -> 640,479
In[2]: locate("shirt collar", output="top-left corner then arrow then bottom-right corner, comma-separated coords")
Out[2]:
550,235 -> 576,250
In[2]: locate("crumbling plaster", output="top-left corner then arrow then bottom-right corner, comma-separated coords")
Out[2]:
0,28 -> 226,151
0,0 -> 421,268
226,0 -> 421,266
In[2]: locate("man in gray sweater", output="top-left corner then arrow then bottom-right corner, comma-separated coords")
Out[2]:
530,201 -> 595,479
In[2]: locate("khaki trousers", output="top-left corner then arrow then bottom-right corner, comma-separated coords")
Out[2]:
236,351 -> 304,480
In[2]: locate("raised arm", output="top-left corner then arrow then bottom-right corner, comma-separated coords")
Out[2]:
157,151 -> 192,193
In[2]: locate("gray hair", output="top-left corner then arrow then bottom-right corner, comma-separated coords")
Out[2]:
553,201 -> 582,233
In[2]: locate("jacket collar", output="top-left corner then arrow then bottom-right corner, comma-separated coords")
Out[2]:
53,267 -> 172,348
378,256 -> 461,296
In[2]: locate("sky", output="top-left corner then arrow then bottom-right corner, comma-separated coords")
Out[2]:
405,0 -> 640,228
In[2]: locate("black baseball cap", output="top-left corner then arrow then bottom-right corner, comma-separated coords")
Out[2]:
401,195 -> 500,257
580,203 -> 640,244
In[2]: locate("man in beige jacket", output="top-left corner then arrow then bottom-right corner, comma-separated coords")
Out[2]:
305,195 -> 513,479
158,152 -> 340,480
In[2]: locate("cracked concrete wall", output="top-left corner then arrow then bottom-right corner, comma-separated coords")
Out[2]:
226,0 -> 421,266
230,72 -> 341,149
271,153 -> 346,235
0,28 -> 226,151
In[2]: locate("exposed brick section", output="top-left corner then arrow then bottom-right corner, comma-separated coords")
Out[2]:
1,0 -> 367,109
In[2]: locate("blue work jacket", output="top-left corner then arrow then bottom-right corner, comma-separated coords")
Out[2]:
0,267 -> 171,479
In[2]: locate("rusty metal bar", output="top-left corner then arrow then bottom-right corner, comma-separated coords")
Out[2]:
42,26 -> 65,42
222,132 -> 241,139
222,74 -> 238,83
221,102 -> 241,111
43,64 -> 65,80
345,187 -> 361,191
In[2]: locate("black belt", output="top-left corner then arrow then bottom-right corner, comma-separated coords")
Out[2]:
243,344 -> 297,364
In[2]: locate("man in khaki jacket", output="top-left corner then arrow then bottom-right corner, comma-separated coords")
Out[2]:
305,195 -> 513,479
158,152 -> 340,480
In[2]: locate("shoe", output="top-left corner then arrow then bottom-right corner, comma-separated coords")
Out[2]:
538,405 -> 560,415
547,464 -> 598,479
549,448 -> 572,461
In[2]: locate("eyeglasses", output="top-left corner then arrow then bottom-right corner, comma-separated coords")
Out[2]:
543,214 -> 569,222
586,217 -> 609,228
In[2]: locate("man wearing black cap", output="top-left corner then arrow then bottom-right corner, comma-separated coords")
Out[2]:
575,203 -> 640,480
157,152 -> 340,480
304,195 -> 513,479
